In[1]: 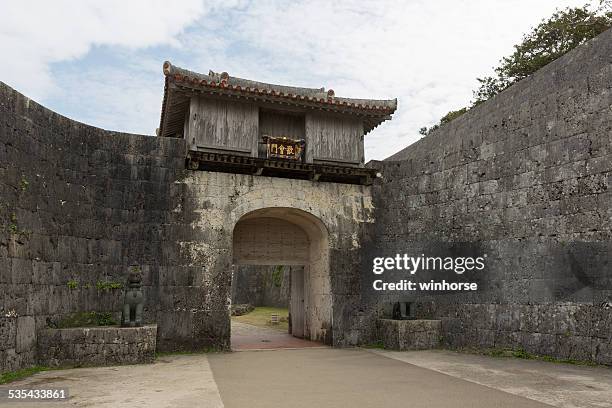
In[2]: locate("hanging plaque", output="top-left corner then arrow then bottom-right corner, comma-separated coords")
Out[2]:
263,136 -> 305,161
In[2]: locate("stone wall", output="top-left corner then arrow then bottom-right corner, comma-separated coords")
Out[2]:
231,265 -> 292,308
0,82 -> 188,373
0,81 -> 373,373
3,26 -> 610,374
176,171 -> 373,347
367,29 -> 612,364
37,325 -> 156,367
377,319 -> 441,351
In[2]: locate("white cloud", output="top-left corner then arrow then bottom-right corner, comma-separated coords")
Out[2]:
0,0 -> 205,100
195,0 -> 587,159
0,0 -> 589,159
51,64 -> 163,136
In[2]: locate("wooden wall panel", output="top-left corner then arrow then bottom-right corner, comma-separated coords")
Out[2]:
259,111 -> 305,140
258,111 -> 305,158
187,97 -> 258,155
290,268 -> 305,338
233,217 -> 310,265
305,113 -> 363,165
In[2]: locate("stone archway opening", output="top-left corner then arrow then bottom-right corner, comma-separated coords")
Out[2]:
231,207 -> 331,349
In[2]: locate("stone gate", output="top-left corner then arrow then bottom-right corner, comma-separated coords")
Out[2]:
1,28 -> 611,374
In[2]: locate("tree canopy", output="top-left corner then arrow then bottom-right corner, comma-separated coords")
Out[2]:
419,2 -> 612,136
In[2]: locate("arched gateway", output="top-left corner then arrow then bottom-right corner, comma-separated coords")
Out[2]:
233,208 -> 330,342
157,61 -> 396,349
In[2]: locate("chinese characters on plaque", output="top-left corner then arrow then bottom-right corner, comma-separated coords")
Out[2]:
263,136 -> 305,161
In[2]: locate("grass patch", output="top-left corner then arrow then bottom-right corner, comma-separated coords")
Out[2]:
0,366 -> 51,384
155,347 -> 222,358
468,347 -> 598,366
362,341 -> 386,349
232,306 -> 289,332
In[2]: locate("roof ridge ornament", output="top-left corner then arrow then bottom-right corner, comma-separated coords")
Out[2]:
162,60 -> 172,75
220,71 -> 229,80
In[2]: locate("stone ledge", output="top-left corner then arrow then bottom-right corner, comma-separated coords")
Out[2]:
377,319 -> 441,351
37,325 -> 157,368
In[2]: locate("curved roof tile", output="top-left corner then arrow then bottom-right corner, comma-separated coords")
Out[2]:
159,61 -> 397,138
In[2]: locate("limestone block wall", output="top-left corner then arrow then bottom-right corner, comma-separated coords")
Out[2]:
367,29 -> 612,364
0,80 -> 374,374
3,23 -> 609,375
0,82 -> 186,372
37,325 -> 156,367
377,319 -> 441,351
231,265 -> 292,308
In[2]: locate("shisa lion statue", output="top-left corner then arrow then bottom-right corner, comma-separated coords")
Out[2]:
121,266 -> 144,327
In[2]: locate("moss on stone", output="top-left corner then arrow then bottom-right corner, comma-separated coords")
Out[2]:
55,312 -> 117,328
19,175 -> 29,191
96,281 -> 124,290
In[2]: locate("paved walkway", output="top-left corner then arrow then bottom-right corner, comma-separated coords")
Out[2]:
0,354 -> 223,408
208,348 -> 551,408
231,321 -> 323,350
1,348 -> 611,407
373,349 -> 612,408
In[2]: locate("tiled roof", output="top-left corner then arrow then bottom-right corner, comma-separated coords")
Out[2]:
159,61 -> 397,138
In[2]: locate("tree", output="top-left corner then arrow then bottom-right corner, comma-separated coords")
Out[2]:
419,108 -> 467,136
473,5 -> 612,105
471,76 -> 510,107
439,108 -> 469,125
419,3 -> 612,136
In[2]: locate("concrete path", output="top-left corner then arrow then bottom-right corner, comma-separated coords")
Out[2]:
372,349 -> 612,408
2,348 -> 610,408
231,321 -> 323,350
208,348 -> 553,408
0,354 -> 223,408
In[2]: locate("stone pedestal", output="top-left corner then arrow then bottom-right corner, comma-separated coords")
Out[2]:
37,325 -> 157,368
377,319 -> 441,350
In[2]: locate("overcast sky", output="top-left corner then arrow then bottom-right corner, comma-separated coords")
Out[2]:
0,0 -> 587,160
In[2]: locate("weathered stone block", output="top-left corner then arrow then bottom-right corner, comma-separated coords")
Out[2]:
15,316 -> 35,353
37,325 -> 156,368
0,317 -> 17,351
377,319 -> 441,350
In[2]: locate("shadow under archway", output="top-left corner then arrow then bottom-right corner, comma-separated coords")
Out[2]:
231,207 -> 332,348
